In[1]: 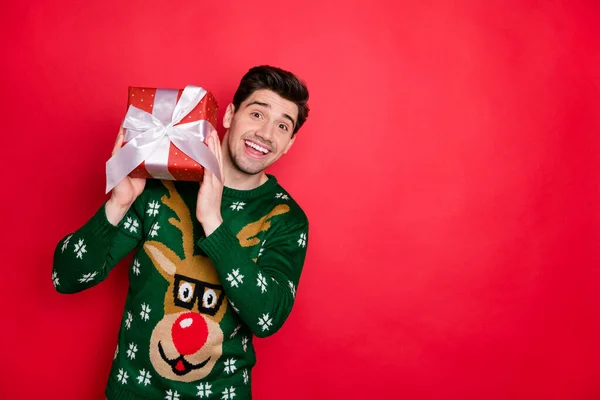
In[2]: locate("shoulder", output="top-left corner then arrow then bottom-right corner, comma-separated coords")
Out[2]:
270,181 -> 308,229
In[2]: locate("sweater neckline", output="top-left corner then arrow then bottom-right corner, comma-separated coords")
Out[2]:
222,174 -> 279,200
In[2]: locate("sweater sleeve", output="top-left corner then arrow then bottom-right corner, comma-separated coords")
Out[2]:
52,196 -> 146,294
197,219 -> 308,338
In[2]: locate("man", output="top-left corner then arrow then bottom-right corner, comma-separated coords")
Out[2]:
53,65 -> 310,399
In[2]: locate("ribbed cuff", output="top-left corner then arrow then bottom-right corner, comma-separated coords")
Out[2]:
197,223 -> 239,264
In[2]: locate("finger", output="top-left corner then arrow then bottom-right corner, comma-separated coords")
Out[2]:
213,131 -> 220,156
212,133 -> 224,183
206,130 -> 214,153
112,127 -> 125,156
218,147 -> 224,184
211,129 -> 218,149
212,132 -> 219,162
203,166 -> 213,186
214,133 -> 224,182
215,133 -> 224,180
211,134 -> 219,179
214,131 -> 222,161
214,131 -> 222,158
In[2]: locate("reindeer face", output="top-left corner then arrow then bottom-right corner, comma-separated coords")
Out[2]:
147,261 -> 228,381
143,182 -> 228,383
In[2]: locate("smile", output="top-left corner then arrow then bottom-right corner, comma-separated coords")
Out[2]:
158,341 -> 211,376
244,140 -> 271,155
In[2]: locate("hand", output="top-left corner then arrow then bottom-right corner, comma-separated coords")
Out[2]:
106,126 -> 146,226
196,129 -> 225,236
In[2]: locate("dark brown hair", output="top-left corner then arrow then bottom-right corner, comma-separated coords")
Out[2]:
232,65 -> 310,134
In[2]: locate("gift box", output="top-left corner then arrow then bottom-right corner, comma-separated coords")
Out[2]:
105,85 -> 221,193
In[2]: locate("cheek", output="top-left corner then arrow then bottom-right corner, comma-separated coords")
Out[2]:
281,138 -> 294,153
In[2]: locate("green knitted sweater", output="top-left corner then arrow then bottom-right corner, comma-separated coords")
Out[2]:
52,175 -> 309,400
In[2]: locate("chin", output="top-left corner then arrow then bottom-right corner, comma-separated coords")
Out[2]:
233,157 -> 270,176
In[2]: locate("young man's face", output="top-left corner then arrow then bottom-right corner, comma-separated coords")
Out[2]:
223,89 -> 298,176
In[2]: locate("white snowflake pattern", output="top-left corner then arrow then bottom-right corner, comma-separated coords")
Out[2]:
230,201 -> 246,211
61,235 -> 73,253
256,273 -> 268,293
147,201 -> 161,217
114,344 -> 119,360
117,369 -> 128,384
229,324 -> 241,339
229,300 -> 240,314
242,336 -> 249,352
150,222 -> 160,238
137,369 -> 152,386
124,217 -> 139,234
243,369 -> 249,384
78,272 -> 97,283
165,389 -> 180,400
226,269 -> 244,288
224,358 -> 237,374
297,233 -> 307,248
258,241 -> 265,258
258,313 -> 273,332
126,342 -> 138,360
275,193 -> 289,200
74,239 -> 87,259
52,271 -> 59,288
196,382 -> 213,398
132,259 -> 141,275
221,386 -> 236,400
125,311 -> 133,329
140,303 -> 151,321
289,281 -> 296,298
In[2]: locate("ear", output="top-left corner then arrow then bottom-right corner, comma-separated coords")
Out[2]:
143,241 -> 180,279
283,136 -> 296,155
222,103 -> 235,129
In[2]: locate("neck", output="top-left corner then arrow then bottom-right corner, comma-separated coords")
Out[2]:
223,165 -> 268,191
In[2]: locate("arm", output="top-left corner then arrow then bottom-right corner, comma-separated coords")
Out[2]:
195,130 -> 308,336
52,196 -> 146,294
197,220 -> 308,338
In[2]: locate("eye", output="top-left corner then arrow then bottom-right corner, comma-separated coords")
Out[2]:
251,111 -> 263,119
178,282 -> 194,303
278,123 -> 289,131
202,289 -> 218,309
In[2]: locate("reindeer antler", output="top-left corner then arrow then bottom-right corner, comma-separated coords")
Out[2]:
161,181 -> 195,260
237,204 -> 290,247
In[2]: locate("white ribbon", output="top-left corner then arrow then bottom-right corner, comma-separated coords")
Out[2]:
105,85 -> 221,193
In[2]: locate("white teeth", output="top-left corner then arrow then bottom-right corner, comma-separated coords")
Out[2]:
245,140 -> 269,154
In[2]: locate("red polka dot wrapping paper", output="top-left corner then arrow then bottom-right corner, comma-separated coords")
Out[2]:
123,86 -> 219,182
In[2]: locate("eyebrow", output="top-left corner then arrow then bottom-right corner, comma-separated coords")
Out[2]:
245,101 -> 296,128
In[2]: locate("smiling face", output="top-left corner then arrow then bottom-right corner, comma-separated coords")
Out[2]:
223,89 -> 298,176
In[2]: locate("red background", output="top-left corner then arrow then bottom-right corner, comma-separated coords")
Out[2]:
2,1 -> 599,399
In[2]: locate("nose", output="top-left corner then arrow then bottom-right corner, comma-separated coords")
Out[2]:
171,312 -> 208,355
255,122 -> 274,140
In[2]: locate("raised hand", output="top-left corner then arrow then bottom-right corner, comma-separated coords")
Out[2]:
196,129 -> 225,236
106,126 -> 146,225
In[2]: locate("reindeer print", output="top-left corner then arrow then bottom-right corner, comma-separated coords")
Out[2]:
141,181 -> 291,384
143,181 -> 228,382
